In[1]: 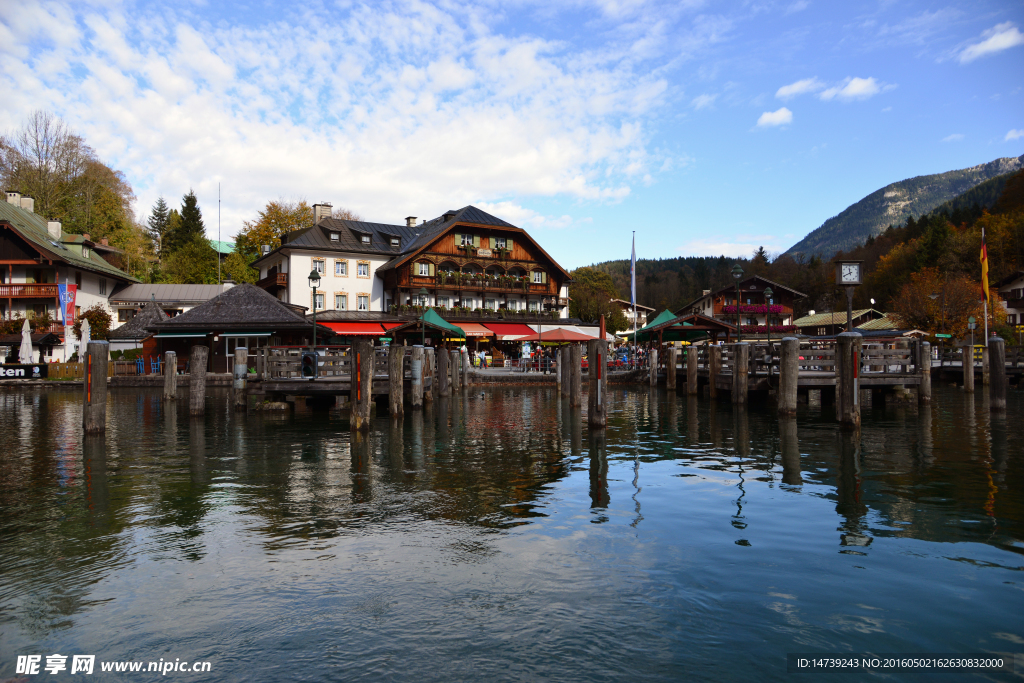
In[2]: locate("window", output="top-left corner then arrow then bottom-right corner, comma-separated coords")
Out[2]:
507,300 -> 518,311
118,309 -> 136,322
335,293 -> 347,310
462,297 -> 474,309
532,271 -> 543,283
335,260 -> 347,276
1008,314 -> 1017,324
312,258 -> 325,275
360,234 -> 370,244
418,262 -> 430,276
99,278 -> 106,295
330,232 -> 339,241
83,246 -> 90,258
528,300 -> 539,312
390,237 -> 400,247
357,295 -> 369,311
437,296 -> 450,308
494,237 -> 506,249
311,291 -> 325,309
486,298 -> 496,310
461,233 -> 473,246
357,261 -> 369,277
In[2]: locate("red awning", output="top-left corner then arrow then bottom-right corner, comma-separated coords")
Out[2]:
322,322 -> 387,335
484,322 -> 536,340
381,322 -> 405,330
460,323 -> 492,337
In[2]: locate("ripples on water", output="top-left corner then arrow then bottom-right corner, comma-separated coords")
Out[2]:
0,385 -> 1021,681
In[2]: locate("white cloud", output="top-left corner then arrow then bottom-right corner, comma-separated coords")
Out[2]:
775,77 -> 823,99
677,235 -> 784,258
0,3 -> 671,236
756,107 -> 792,127
942,133 -> 964,142
959,22 -> 1024,63
691,93 -> 717,109
819,76 -> 894,101
1006,129 -> 1024,141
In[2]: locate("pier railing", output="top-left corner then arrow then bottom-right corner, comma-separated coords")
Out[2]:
254,346 -> 415,380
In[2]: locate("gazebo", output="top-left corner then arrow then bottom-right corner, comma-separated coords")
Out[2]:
386,308 -> 466,347
620,309 -> 678,343
644,312 -> 738,344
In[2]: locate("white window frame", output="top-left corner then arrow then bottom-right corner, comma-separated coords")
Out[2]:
335,260 -> 347,276
312,258 -> 325,275
357,295 -> 369,311
437,296 -> 449,308
360,234 -> 370,244
330,232 -> 339,241
494,237 -> 506,249
335,293 -> 347,310
461,233 -> 473,246
357,261 -> 370,278
418,262 -> 430,276
532,271 -> 543,283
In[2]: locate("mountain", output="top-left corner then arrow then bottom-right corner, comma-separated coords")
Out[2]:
784,154 -> 1024,259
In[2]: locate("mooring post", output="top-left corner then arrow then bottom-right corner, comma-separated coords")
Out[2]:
709,345 -> 721,400
411,345 -> 424,409
981,345 -> 991,386
82,340 -> 109,434
189,345 -> 209,416
569,343 -> 583,407
424,347 -> 435,402
561,347 -> 570,397
437,347 -> 451,397
462,349 -> 471,387
450,346 -> 460,392
163,350 -> 177,400
666,347 -> 677,390
350,339 -> 373,431
961,344 -> 975,394
989,336 -> 1006,411
836,332 -> 862,428
233,347 -> 248,410
918,341 -> 932,405
649,347 -> 658,386
388,343 -> 404,417
778,337 -> 799,416
686,346 -> 698,395
587,338 -> 608,426
555,346 -> 563,392
731,343 -> 749,405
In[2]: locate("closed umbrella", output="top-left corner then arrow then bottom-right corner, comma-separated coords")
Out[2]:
79,318 -> 91,359
19,319 -> 33,364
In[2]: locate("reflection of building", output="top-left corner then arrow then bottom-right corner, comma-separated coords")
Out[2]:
610,299 -> 654,328
109,284 -> 234,328
794,309 -> 886,337
252,204 -> 570,320
677,276 -> 805,332
994,270 -> 1024,327
0,192 -> 136,357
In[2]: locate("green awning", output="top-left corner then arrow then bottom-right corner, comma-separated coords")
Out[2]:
385,308 -> 466,339
621,309 -> 677,342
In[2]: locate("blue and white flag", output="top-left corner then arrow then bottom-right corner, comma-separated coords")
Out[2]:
630,233 -> 636,307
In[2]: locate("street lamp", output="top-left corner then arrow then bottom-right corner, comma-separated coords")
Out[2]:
308,269 -> 321,350
763,286 -> 774,379
732,264 -> 744,342
418,287 -> 430,346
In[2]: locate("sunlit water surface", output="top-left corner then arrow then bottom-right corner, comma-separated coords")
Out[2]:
0,385 -> 1021,681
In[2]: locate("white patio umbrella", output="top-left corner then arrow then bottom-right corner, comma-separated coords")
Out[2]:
19,318 -> 33,364
79,318 -> 91,359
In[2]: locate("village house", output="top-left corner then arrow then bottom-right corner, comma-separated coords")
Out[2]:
794,309 -> 887,337
611,299 -> 654,328
994,270 -> 1024,328
108,283 -> 236,327
676,275 -> 806,334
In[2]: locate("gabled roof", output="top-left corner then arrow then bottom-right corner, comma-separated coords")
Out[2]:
994,269 -> 1024,289
856,314 -> 898,331
713,275 -> 807,299
794,309 -> 883,327
109,283 -> 232,305
148,283 -> 328,333
109,298 -> 169,340
0,200 -> 138,282
610,298 -> 655,312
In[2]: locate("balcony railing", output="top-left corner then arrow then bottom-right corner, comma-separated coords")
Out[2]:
256,273 -> 288,290
0,284 -> 60,298
424,273 -> 553,294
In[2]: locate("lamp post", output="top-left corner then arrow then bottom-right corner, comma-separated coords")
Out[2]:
732,264 -> 744,342
308,269 -> 321,350
418,287 -> 429,346
763,286 -> 773,381
929,288 -> 945,364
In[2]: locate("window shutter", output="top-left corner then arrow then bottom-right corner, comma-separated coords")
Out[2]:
455,232 -> 462,246
490,237 -> 497,249
541,271 -> 548,284
429,263 -> 435,276
473,235 -> 480,248
506,238 -> 514,252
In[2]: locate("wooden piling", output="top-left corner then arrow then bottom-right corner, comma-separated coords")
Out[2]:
981,345 -> 991,386
450,346 -> 460,392
709,345 -> 721,400
189,345 -> 209,416
560,347 -> 569,397
779,417 -> 802,485
388,343 -> 404,417
918,341 -> 931,405
411,345 -> 424,409
989,336 -> 1006,411
962,344 -> 975,394
569,343 -> 583,407
778,337 -> 798,416
350,339 -> 373,431
437,347 -> 451,397
836,332 -> 862,428
555,346 -> 563,392
462,349 -> 471,387
82,341 -> 109,434
424,347 -> 435,402
587,338 -> 608,426
686,346 -> 698,395
666,347 -> 677,390
731,343 -> 749,405
649,348 -> 658,386
163,350 -> 177,400
233,347 -> 248,410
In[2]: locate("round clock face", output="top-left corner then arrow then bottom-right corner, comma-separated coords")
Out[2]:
841,264 -> 859,282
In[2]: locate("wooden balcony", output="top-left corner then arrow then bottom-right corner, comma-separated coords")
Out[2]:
411,274 -> 557,296
0,283 -> 60,298
256,272 -> 288,293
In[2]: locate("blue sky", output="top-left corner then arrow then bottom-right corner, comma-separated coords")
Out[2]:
1,0 -> 1021,269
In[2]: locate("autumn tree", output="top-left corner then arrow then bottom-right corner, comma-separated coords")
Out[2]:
568,267 -> 629,333
72,304 -> 112,341
889,269 -> 984,339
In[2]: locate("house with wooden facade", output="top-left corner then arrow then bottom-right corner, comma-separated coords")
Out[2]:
676,275 -> 806,335
251,205 -> 571,324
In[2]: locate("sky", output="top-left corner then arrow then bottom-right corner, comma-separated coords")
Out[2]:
1,0 -> 1022,270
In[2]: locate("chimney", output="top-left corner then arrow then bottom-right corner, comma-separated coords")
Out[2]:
19,196 -> 34,212
47,221 -> 61,239
405,216 -> 417,227
100,238 -> 108,246
6,191 -> 21,205
313,203 -> 333,224
261,244 -> 271,255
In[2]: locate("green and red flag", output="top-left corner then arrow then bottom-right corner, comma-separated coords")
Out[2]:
980,229 -> 990,305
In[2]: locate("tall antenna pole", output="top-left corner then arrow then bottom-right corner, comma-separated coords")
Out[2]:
218,183 -> 222,284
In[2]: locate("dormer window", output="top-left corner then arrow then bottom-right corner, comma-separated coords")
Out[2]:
330,232 -> 339,241
361,235 -> 370,244
390,237 -> 400,247
83,246 -> 90,258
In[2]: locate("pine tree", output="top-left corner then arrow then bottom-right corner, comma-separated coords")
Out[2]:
164,189 -> 205,254
147,197 -> 170,253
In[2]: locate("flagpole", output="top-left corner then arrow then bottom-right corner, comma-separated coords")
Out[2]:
631,231 -> 637,365
982,228 -> 989,342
